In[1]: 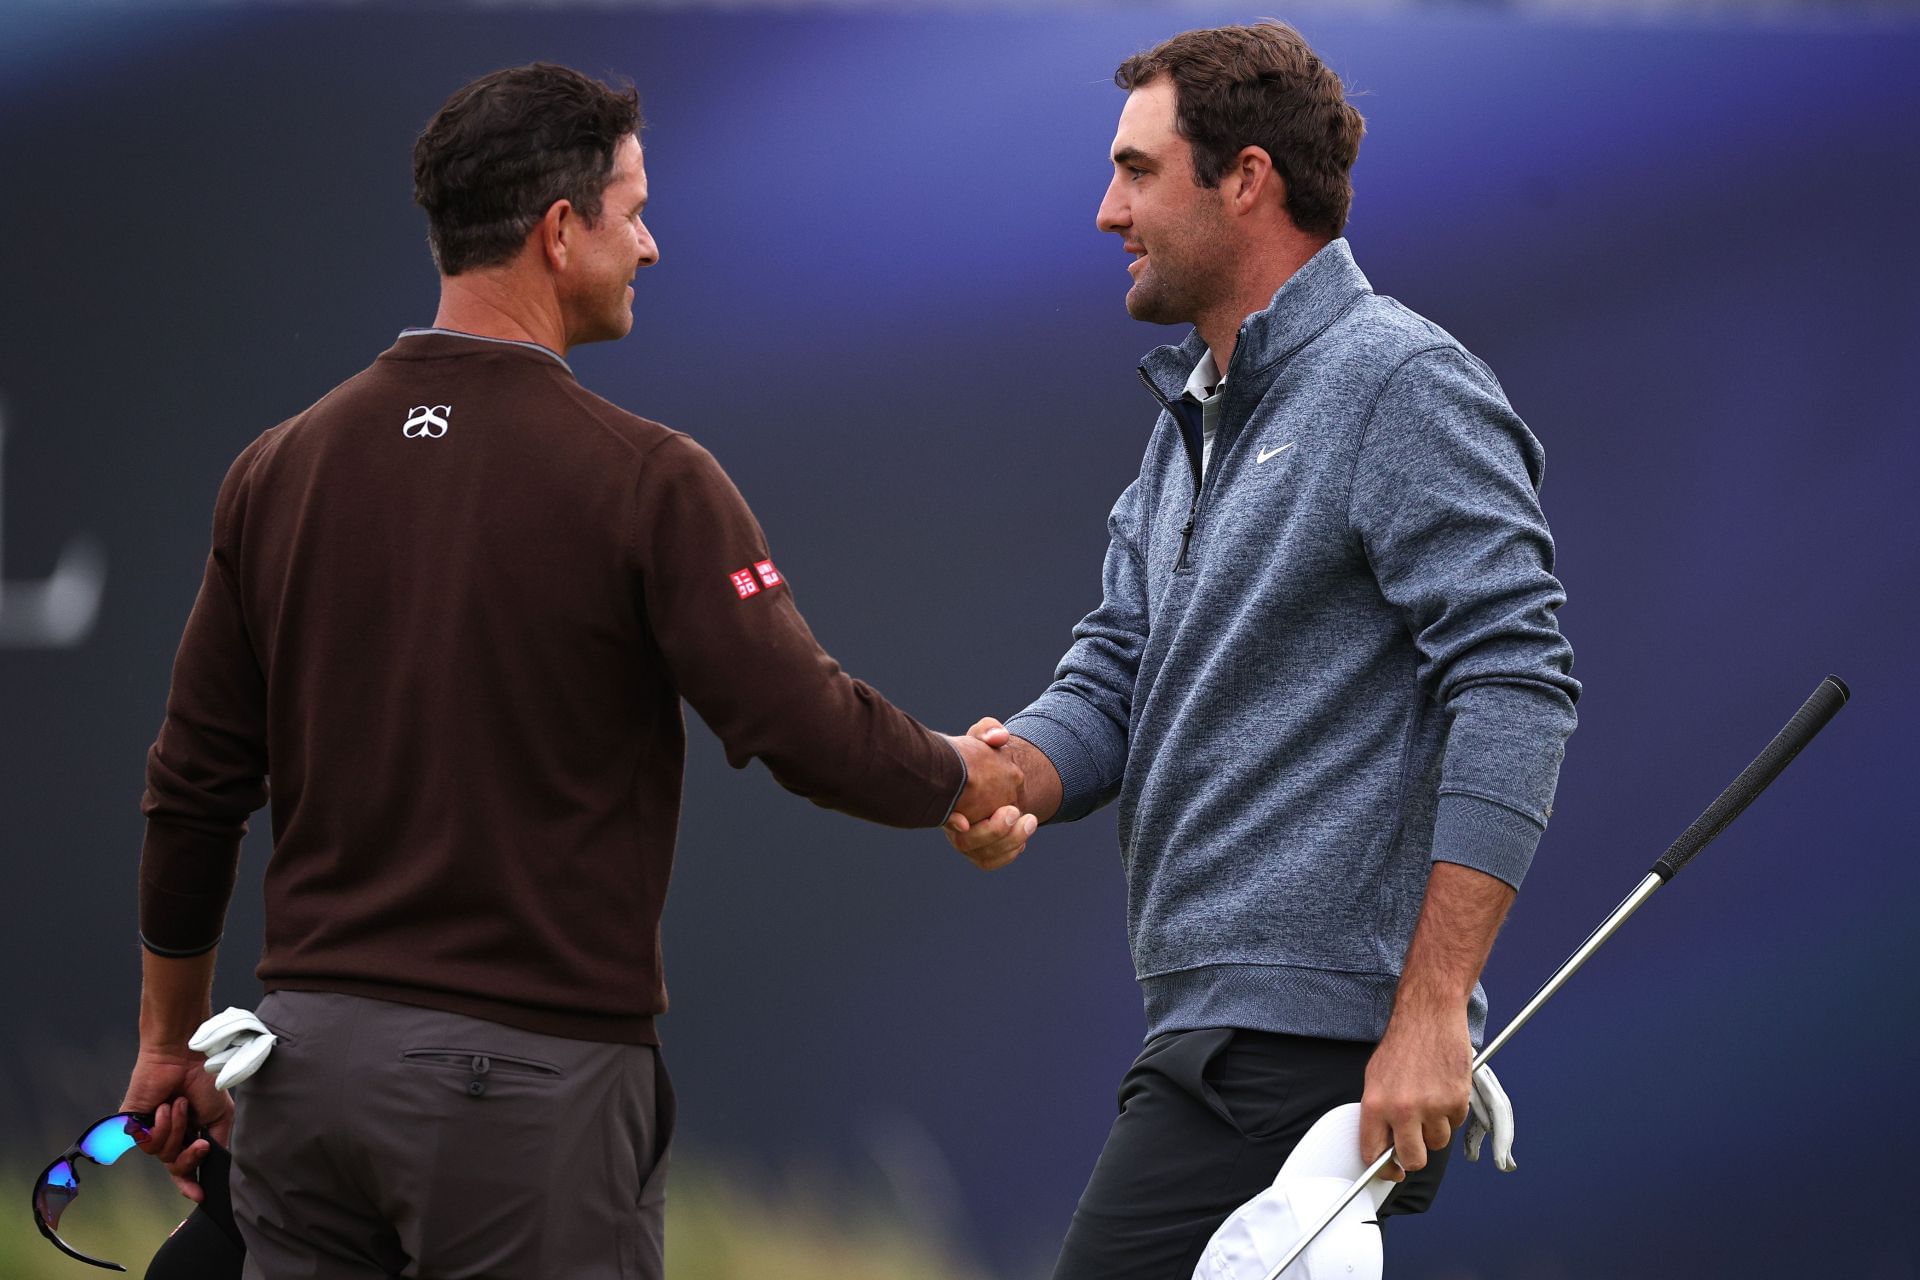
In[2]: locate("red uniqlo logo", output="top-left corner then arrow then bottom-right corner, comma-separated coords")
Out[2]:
729,569 -> 760,599
754,559 -> 782,587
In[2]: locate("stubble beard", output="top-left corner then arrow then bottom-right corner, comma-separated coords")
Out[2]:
1124,261 -> 1200,326
1123,211 -> 1232,328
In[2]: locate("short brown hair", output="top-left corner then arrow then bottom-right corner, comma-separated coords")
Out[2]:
412,63 -> 642,276
1115,21 -> 1364,238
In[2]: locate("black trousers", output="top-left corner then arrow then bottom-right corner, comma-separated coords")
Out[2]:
1052,1027 -> 1449,1280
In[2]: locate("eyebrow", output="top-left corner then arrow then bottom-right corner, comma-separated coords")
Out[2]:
1112,146 -> 1155,169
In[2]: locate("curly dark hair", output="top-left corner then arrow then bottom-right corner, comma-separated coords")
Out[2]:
1115,21 -> 1365,239
412,63 -> 643,276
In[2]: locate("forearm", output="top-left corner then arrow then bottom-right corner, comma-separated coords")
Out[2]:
755,675 -> 964,827
673,601 -> 964,826
138,947 -> 219,1049
139,544 -> 268,952
998,483 -> 1149,825
1390,860 -> 1516,1022
1362,860 -> 1516,1171
636,437 -> 962,827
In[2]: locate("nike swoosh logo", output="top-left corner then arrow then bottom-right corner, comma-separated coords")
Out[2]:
1257,442 -> 1296,464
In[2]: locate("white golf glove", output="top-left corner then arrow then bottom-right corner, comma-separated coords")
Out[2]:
1463,1062 -> 1516,1172
188,1007 -> 277,1092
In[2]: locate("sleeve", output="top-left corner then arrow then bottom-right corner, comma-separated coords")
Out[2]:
1003,476 -> 1150,823
632,435 -> 963,828
1348,347 -> 1580,890
139,455 -> 270,956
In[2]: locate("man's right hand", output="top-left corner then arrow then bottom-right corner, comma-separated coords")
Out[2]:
946,723 -> 1025,823
944,719 -> 1060,871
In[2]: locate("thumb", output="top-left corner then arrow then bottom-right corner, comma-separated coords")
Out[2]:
968,717 -> 1009,746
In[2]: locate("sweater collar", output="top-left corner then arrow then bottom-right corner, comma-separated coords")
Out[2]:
393,327 -> 574,374
1138,237 -> 1372,402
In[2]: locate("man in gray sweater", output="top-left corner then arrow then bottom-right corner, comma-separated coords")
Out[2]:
948,23 -> 1579,1277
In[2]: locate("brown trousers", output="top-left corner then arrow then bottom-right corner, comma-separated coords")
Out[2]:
232,991 -> 672,1279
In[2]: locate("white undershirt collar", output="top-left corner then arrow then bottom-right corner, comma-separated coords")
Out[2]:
1183,350 -> 1227,476
1182,349 -> 1223,404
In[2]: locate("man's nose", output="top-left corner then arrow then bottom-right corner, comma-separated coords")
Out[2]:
636,224 -> 660,268
1095,176 -> 1128,236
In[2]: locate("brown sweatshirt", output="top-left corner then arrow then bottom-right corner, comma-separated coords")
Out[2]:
139,329 -> 963,1043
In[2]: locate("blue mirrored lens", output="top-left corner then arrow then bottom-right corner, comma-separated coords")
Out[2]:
77,1114 -> 146,1164
36,1159 -> 79,1230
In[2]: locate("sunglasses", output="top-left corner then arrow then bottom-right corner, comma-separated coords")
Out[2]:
32,1111 -> 157,1272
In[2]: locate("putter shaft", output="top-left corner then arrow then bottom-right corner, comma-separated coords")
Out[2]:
1260,673 -> 1848,1279
1259,872 -> 1665,1280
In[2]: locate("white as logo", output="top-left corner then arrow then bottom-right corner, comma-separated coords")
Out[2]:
403,404 -> 451,438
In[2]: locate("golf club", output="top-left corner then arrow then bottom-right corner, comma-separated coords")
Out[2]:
1261,673 -> 1852,1280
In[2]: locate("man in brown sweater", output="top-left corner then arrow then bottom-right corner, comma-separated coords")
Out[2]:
120,64 -> 1026,1279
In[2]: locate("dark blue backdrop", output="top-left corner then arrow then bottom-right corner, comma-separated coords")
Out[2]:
3,8 -> 1916,1277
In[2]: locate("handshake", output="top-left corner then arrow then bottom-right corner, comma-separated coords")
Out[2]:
941,718 -> 1046,872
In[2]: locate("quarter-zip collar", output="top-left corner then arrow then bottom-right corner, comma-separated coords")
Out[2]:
1137,237 -> 1373,403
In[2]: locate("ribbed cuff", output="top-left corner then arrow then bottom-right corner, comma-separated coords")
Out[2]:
139,930 -> 222,959
1002,710 -> 1109,824
937,734 -> 968,825
1431,791 -> 1545,889
139,820 -> 241,954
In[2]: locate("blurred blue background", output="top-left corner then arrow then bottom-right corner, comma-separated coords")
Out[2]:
2,5 -> 1916,1277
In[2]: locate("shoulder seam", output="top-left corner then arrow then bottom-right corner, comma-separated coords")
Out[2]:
1342,343 -> 1460,538
538,368 -> 681,466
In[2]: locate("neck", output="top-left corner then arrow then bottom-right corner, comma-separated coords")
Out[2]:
431,267 -> 568,355
1194,232 -> 1331,378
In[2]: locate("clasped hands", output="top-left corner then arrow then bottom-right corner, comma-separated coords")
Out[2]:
941,718 -> 1039,871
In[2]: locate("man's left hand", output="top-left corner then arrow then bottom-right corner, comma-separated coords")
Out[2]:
1359,1007 -> 1472,1182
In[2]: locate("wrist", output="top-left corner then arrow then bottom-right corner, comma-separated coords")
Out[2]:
139,1012 -> 211,1051
136,944 -> 220,1050
1005,736 -> 1062,822
1385,985 -> 1471,1029
138,992 -> 213,1049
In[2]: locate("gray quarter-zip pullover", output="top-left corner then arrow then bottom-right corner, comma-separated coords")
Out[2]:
1006,239 -> 1579,1045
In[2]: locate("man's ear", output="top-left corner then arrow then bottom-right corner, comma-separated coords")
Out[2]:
1226,145 -> 1280,217
539,200 -> 575,271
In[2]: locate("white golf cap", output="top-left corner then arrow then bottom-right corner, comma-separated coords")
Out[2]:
1192,1103 -> 1391,1280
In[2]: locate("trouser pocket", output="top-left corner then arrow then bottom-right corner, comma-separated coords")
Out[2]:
399,1048 -> 564,1099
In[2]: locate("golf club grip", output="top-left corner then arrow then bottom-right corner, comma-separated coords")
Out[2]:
1651,674 -> 1849,881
